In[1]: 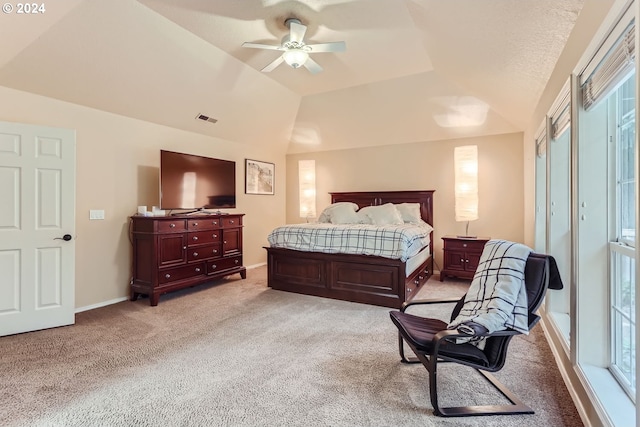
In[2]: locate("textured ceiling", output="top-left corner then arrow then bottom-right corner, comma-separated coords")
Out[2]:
0,0 -> 584,152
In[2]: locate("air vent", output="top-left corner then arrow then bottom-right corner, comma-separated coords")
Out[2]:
195,113 -> 218,124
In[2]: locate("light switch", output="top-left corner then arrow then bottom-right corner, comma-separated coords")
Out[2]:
89,210 -> 105,220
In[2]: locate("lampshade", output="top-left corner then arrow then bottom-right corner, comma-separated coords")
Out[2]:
454,145 -> 478,222
283,49 -> 309,68
299,160 -> 316,218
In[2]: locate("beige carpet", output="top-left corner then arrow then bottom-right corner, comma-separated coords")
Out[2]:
0,266 -> 582,426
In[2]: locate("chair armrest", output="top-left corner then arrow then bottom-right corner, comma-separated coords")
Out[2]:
400,297 -> 461,313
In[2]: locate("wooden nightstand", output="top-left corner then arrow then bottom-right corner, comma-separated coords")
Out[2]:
440,236 -> 490,281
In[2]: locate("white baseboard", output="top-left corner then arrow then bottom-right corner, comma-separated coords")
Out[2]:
76,263 -> 267,314
246,262 -> 266,269
75,297 -> 129,313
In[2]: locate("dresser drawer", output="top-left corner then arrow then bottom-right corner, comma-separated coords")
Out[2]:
187,230 -> 221,245
159,263 -> 206,284
222,216 -> 242,228
187,244 -> 221,261
206,255 -> 242,275
188,218 -> 220,230
157,219 -> 187,233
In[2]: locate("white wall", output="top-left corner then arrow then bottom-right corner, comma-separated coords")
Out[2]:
286,132 -> 525,269
0,85 -> 287,308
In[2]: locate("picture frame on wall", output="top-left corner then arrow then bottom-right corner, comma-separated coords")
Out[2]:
245,159 -> 275,195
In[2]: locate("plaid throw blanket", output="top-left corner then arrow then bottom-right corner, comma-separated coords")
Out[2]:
448,240 -> 532,347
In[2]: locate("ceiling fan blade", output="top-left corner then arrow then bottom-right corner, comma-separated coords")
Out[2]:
306,41 -> 346,53
289,21 -> 307,44
303,57 -> 323,74
242,42 -> 284,51
261,55 -> 285,72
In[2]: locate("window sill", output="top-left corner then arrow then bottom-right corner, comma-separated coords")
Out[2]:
579,364 -> 635,427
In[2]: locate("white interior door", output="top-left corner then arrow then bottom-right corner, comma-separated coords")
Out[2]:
0,121 -> 75,336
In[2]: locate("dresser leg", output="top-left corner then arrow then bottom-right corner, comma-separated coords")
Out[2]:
150,294 -> 159,306
240,268 -> 247,279
130,291 -> 140,301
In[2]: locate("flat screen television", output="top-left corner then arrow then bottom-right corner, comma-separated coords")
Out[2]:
160,150 -> 236,210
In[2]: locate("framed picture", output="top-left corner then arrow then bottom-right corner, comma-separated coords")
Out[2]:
245,159 -> 275,195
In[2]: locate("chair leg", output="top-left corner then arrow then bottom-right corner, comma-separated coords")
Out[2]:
398,333 -> 420,364
428,361 -> 534,417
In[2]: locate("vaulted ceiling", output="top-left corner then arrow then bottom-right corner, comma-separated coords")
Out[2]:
0,0 -> 584,153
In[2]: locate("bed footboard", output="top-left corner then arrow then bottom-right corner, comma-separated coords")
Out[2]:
266,247 -> 432,308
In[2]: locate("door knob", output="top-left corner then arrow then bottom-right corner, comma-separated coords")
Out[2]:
54,234 -> 73,241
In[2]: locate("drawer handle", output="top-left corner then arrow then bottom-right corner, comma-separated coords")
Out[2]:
224,241 -> 227,244
213,234 -> 218,238
213,249 -> 218,254
193,252 -> 198,257
195,267 -> 201,273
193,236 -> 198,241
169,223 -> 175,228
465,259 -> 469,263
235,260 -> 239,264
213,221 -> 218,225
211,264 -> 217,269
462,243 -> 467,247
165,274 -> 171,279
418,275 -> 424,280
183,246 -> 187,250
414,279 -> 419,285
230,220 -> 234,224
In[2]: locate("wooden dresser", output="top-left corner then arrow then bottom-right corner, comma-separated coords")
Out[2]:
440,236 -> 490,281
130,214 -> 246,305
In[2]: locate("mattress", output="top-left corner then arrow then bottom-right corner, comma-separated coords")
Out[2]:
267,222 -> 432,262
406,244 -> 431,275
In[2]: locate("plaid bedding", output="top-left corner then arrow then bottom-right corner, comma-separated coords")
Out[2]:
267,223 -> 432,262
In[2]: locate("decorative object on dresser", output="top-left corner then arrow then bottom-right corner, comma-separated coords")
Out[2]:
266,190 -> 435,309
130,214 -> 246,306
440,235 -> 489,281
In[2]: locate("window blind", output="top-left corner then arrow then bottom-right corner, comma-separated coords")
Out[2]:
550,82 -> 571,139
581,21 -> 635,110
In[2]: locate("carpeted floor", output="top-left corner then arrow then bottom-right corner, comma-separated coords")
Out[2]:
0,266 -> 583,426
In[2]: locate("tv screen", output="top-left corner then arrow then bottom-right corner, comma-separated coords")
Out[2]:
160,150 -> 236,210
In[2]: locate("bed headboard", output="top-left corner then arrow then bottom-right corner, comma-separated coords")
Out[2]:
329,190 -> 435,227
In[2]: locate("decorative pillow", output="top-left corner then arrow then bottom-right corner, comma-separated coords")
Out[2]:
358,203 -> 404,225
395,203 -> 422,223
317,202 -> 360,224
356,210 -> 372,224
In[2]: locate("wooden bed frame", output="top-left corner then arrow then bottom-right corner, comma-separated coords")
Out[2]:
266,190 -> 435,308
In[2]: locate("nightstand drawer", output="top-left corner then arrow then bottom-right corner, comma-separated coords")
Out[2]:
444,239 -> 485,252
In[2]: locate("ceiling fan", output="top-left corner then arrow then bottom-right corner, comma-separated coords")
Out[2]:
242,18 -> 346,74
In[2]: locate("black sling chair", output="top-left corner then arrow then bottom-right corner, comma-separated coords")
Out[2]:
389,253 -> 563,417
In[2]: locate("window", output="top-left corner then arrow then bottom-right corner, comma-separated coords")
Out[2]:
610,75 -> 636,400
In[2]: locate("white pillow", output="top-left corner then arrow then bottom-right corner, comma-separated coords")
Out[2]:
358,203 -> 404,225
356,210 -> 372,224
317,202 -> 360,224
395,203 -> 422,223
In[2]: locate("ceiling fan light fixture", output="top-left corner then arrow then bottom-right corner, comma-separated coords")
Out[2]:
283,49 -> 309,68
